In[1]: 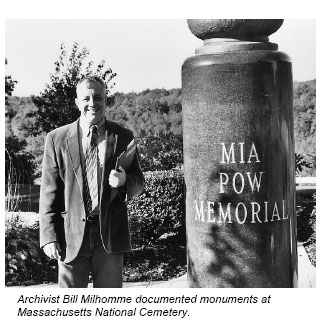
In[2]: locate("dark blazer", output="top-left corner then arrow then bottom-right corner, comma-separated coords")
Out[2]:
39,119 -> 144,263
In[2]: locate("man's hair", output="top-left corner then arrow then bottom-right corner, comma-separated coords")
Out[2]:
76,75 -> 106,93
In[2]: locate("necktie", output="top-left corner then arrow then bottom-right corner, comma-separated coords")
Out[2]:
84,125 -> 98,213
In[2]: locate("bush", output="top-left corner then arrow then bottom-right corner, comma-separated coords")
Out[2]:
5,136 -> 36,185
5,170 -> 187,285
128,169 -> 185,248
124,169 -> 186,281
138,133 -> 183,172
5,214 -> 57,286
296,192 -> 316,243
296,192 -> 316,266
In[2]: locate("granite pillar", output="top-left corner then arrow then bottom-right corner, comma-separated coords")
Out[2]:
182,19 -> 297,287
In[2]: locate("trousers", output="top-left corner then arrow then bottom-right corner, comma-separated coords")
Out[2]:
58,217 -> 123,288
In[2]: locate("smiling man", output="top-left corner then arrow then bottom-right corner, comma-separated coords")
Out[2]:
39,76 -> 144,288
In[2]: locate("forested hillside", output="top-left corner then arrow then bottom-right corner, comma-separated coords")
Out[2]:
106,88 -> 182,136
5,80 -> 316,182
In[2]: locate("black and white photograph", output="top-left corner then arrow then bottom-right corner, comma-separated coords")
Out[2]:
2,1 -> 318,324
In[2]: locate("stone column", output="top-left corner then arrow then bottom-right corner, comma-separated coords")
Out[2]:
182,19 -> 297,287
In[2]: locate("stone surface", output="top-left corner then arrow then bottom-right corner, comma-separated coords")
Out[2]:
182,21 -> 297,287
187,19 -> 284,41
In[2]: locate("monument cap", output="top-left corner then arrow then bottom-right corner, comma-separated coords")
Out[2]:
187,19 -> 284,42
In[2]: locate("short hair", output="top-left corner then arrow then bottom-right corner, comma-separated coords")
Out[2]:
76,75 -> 106,94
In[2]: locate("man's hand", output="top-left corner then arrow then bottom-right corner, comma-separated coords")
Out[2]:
109,166 -> 126,188
43,242 -> 61,260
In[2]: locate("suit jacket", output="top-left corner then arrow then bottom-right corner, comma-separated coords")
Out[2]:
39,119 -> 144,263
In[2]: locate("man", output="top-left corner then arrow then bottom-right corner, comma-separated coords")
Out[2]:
39,75 -> 144,288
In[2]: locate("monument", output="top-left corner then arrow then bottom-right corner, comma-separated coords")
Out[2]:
182,19 -> 297,287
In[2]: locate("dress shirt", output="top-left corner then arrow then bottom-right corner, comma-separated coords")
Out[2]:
79,117 -> 106,215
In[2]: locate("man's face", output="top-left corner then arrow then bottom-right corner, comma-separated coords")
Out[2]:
75,81 -> 106,125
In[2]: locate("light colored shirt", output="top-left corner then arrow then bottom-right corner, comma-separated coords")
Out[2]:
79,117 -> 106,214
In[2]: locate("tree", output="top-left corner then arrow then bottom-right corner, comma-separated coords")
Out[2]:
293,80 -> 316,176
5,59 -> 17,101
10,99 -> 38,141
5,136 -> 36,185
4,60 -> 35,187
5,59 -> 18,137
5,76 -> 17,100
106,88 -> 182,137
6,96 -> 44,182
31,42 -> 116,135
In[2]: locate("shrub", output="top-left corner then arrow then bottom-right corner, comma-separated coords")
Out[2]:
128,169 -> 185,248
138,133 -> 183,172
296,192 -> 316,243
124,169 -> 186,281
296,192 -> 316,266
5,214 -> 57,286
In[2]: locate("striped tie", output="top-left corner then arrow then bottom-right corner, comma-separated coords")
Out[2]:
84,125 -> 98,213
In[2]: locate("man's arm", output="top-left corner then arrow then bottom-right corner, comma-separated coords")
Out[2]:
122,148 -> 144,200
39,133 -> 64,250
109,133 -> 144,201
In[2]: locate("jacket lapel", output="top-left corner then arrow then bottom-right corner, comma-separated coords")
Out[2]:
105,120 -> 118,152
66,120 -> 84,197
105,120 -> 119,167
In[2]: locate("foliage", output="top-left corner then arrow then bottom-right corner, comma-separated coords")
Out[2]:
107,88 -> 182,137
5,59 -> 17,137
296,192 -> 316,241
6,80 -> 316,181
125,170 -> 187,281
5,170 -> 317,285
5,136 -> 36,185
6,97 -> 46,181
293,80 -> 316,176
5,184 -> 40,213
128,170 -> 185,248
138,133 -> 183,171
5,58 -> 17,104
296,192 -> 316,267
5,75 -> 17,100
106,89 -> 183,172
31,42 -> 116,135
295,153 -> 312,176
5,215 -> 57,286
5,170 -> 186,285
5,127 -> 37,211
10,98 -> 38,141
7,170 -> 186,283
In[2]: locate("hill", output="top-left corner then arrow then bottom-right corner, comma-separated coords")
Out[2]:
5,81 -> 316,180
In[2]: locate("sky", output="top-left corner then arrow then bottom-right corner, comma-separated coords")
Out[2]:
5,19 -> 316,97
